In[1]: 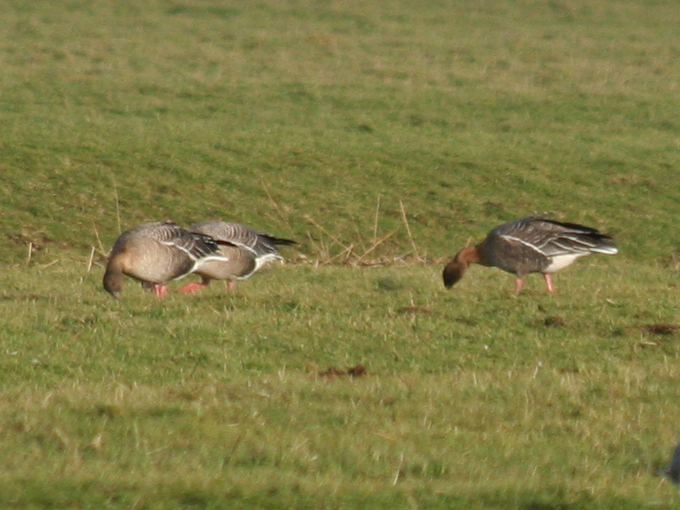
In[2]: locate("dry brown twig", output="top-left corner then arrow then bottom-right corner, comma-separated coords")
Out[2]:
111,175 -> 122,235
326,243 -> 355,265
260,180 -> 293,231
399,200 -> 422,262
87,246 -> 96,272
304,231 -> 329,266
372,196 -> 381,245
354,228 -> 398,266
89,222 -> 110,271
301,200 -> 429,267
304,215 -> 355,265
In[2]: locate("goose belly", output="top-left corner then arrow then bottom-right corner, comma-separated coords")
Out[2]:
122,247 -> 193,282
194,248 -> 257,280
544,253 -> 588,273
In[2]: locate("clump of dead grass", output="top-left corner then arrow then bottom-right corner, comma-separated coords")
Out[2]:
300,198 -> 435,268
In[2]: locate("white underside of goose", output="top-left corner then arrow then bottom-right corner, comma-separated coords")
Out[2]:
588,245 -> 619,255
543,252 -> 589,273
229,253 -> 283,280
253,253 -> 282,271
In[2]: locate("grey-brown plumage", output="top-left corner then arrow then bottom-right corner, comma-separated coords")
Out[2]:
103,220 -> 228,299
178,220 -> 296,293
443,216 -> 618,293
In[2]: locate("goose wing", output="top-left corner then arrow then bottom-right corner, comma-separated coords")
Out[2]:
497,217 -> 617,257
190,221 -> 296,257
154,221 -> 226,261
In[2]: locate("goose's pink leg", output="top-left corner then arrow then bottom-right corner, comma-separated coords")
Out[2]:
514,277 -> 524,294
153,283 -> 168,299
543,274 -> 555,294
177,280 -> 211,293
227,280 -> 237,291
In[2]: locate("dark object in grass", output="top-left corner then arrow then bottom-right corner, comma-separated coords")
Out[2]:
544,316 -> 566,327
319,364 -> 366,378
442,216 -> 617,294
396,306 -> 433,315
643,323 -> 679,335
96,404 -> 123,419
347,364 -> 366,377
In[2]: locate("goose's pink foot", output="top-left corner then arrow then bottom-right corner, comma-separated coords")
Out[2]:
153,283 -> 169,299
514,277 -> 524,294
177,281 -> 210,293
543,273 -> 555,294
227,280 -> 237,291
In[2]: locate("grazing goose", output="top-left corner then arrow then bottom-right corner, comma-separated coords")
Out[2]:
442,216 -> 618,293
177,220 -> 296,293
103,220 -> 229,299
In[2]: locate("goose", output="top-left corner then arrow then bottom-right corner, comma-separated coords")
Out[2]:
103,220 -> 230,299
177,220 -> 296,293
442,216 -> 618,293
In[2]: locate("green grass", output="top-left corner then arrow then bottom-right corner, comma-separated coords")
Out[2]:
1,262 -> 680,508
2,0 -> 680,507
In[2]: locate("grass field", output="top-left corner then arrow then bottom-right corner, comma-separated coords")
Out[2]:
2,0 -> 680,508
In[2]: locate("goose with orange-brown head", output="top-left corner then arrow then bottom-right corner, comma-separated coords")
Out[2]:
442,216 -> 617,294
443,245 -> 481,289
